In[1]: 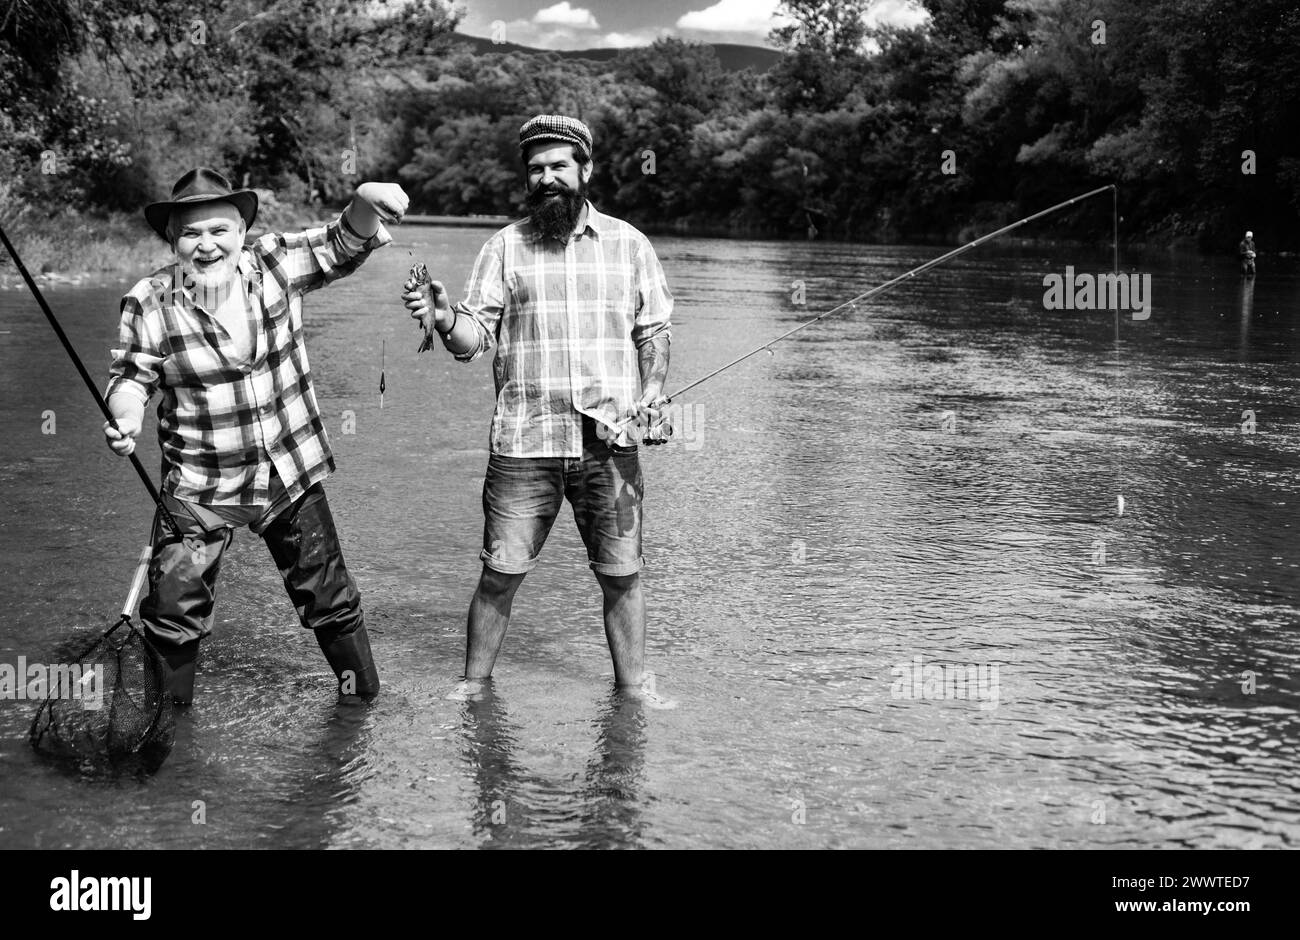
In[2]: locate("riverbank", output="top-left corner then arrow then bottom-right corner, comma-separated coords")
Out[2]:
0,209 -> 167,288
0,192 -> 322,289
3,204 -> 1291,290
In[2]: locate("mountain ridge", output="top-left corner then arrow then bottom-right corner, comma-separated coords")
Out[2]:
448,31 -> 781,72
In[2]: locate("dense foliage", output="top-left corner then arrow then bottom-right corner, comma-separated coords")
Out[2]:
3,0 -> 1296,248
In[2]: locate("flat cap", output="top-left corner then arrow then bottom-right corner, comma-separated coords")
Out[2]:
519,114 -> 593,160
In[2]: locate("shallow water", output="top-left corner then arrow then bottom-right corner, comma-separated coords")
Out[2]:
1,227 -> 1297,848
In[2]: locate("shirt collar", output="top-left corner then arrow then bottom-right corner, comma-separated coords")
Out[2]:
576,200 -> 605,240
237,247 -> 261,286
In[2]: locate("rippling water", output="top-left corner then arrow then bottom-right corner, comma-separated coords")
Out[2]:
1,227 -> 1296,849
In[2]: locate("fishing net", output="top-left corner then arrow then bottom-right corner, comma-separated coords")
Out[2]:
28,546 -> 176,775
2,224 -> 190,775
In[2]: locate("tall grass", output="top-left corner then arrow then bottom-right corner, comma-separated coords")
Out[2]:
0,183 -> 320,284
0,183 -> 168,282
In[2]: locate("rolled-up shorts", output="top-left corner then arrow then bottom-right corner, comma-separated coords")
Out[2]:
481,415 -> 644,577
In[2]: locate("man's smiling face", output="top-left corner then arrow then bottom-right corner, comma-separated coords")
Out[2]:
524,142 -> 593,242
169,201 -> 245,291
525,142 -> 590,198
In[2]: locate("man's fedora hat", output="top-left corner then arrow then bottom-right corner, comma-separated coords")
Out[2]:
145,167 -> 258,241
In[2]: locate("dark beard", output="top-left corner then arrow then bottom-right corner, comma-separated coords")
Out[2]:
527,180 -> 588,243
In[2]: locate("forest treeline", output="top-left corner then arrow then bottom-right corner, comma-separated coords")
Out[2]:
3,0 -> 1297,251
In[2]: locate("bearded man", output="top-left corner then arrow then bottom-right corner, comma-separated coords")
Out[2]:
402,115 -> 673,690
104,167 -> 407,705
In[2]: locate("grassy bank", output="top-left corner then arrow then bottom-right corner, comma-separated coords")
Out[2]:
0,192 -> 323,288
0,208 -> 168,286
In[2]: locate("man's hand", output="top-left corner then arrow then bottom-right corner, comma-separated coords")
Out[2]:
103,415 -> 141,457
354,182 -> 409,224
402,274 -> 454,335
634,392 -> 671,445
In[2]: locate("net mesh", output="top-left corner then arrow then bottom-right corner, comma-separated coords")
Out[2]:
28,617 -> 175,775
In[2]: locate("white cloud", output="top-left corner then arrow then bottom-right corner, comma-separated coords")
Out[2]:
533,2 -> 599,29
466,0 -> 930,51
676,0 -> 928,45
676,0 -> 787,36
602,28 -> 670,48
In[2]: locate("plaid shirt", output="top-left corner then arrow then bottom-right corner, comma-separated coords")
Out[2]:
453,202 -> 673,456
107,215 -> 391,505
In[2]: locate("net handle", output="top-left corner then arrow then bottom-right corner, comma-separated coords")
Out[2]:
121,543 -> 153,620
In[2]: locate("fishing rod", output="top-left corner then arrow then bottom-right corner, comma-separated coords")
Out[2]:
621,183 -> 1118,437
0,223 -> 186,539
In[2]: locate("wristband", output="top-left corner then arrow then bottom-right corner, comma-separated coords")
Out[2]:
436,310 -> 458,337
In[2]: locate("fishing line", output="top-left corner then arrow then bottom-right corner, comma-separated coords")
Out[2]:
618,183 -> 1118,436
1112,184 -> 1125,517
0,223 -> 186,538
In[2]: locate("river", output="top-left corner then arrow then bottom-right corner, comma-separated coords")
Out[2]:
0,225 -> 1296,848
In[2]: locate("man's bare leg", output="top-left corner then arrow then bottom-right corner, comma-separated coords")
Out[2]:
465,566 -> 526,679
595,572 -> 645,687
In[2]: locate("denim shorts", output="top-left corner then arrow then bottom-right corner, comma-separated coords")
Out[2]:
480,417 -> 644,577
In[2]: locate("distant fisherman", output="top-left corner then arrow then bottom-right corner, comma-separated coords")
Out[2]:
104,168 -> 409,704
1239,230 -> 1256,276
403,115 -> 673,691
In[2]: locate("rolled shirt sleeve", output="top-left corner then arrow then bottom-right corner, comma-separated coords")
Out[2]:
450,233 -> 505,363
263,213 -> 392,296
106,291 -> 165,407
631,236 -> 673,348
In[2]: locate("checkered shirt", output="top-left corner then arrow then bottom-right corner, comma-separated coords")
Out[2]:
452,203 -> 673,457
106,214 -> 391,505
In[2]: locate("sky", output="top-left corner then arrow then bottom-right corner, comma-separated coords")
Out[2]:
449,0 -> 930,50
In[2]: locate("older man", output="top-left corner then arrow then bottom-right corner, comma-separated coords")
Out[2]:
104,167 -> 407,704
403,115 -> 672,689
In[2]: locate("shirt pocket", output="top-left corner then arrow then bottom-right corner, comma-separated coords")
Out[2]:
505,272 -> 530,307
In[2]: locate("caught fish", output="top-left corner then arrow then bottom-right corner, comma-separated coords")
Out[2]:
409,260 -> 436,353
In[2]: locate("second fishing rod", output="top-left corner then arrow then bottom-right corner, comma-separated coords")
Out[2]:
614,183 -> 1118,440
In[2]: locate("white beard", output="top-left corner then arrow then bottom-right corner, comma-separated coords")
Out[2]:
183,253 -> 240,308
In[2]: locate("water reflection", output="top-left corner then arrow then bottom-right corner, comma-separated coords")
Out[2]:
274,703 -> 374,849
576,690 -> 648,849
460,684 -> 646,849
1239,277 -> 1254,349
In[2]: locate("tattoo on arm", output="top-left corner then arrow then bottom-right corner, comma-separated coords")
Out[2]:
638,332 -> 670,397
